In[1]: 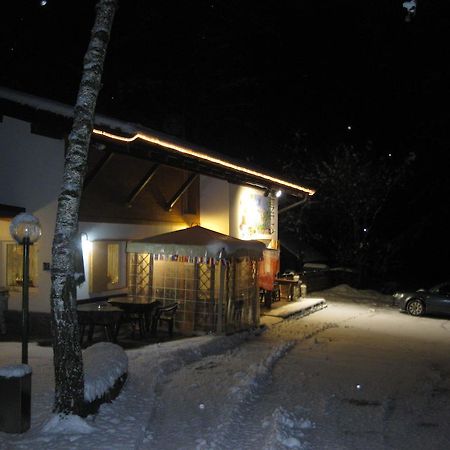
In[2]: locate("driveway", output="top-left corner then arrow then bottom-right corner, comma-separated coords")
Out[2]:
145,296 -> 450,449
251,299 -> 450,449
3,288 -> 449,450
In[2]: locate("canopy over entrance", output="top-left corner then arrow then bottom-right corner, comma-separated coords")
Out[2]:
126,226 -> 266,259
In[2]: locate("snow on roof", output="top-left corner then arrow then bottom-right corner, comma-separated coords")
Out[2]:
0,86 -> 315,197
127,225 -> 266,259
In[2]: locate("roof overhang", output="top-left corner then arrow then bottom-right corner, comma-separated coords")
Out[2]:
92,129 -> 315,198
0,203 -> 26,219
0,86 -> 315,198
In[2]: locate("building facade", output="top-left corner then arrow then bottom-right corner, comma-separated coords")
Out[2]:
0,87 -> 313,315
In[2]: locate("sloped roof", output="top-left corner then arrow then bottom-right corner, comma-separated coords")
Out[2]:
127,226 -> 266,259
0,86 -> 314,198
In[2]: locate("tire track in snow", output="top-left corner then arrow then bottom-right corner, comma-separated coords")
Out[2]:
142,338 -> 295,449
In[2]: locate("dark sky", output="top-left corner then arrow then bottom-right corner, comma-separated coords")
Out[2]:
2,0 -> 450,284
3,1 -> 449,155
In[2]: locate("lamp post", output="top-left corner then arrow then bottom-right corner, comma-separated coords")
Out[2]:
9,213 -> 42,364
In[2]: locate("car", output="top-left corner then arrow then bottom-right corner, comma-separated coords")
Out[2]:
393,281 -> 450,316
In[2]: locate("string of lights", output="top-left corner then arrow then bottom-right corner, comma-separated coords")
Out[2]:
92,128 -> 316,196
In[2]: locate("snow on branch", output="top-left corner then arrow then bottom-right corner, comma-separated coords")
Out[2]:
83,342 -> 128,402
403,0 -> 417,22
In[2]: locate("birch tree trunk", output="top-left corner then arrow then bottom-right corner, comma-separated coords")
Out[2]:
50,0 -> 117,415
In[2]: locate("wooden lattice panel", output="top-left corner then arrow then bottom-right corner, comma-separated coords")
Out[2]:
128,253 -> 153,297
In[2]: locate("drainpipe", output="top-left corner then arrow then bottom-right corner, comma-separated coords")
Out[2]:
278,195 -> 309,215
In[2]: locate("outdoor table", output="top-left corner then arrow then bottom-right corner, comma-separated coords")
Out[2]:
77,303 -> 123,344
275,278 -> 299,302
108,296 -> 161,337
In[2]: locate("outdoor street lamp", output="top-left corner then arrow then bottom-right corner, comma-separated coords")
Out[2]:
9,213 -> 42,364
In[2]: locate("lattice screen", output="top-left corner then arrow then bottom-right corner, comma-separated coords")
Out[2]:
128,253 -> 153,297
128,254 -> 259,335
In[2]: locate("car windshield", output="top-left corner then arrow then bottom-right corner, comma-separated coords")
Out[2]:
430,282 -> 450,295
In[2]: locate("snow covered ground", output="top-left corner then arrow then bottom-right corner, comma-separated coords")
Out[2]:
1,285 -> 450,449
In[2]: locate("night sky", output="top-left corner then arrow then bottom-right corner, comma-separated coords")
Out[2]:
1,0 -> 450,285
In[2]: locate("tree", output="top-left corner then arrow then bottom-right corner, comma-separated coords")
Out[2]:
280,136 -> 415,284
403,0 -> 417,22
50,0 -> 118,416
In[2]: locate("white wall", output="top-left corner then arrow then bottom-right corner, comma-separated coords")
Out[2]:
76,221 -> 186,300
0,116 -> 64,312
199,176 -> 279,247
0,116 -> 188,311
199,176 -> 230,235
0,115 -> 280,312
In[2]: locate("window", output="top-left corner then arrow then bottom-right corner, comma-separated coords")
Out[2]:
90,240 -> 126,293
438,284 -> 450,297
107,243 -> 119,285
3,241 -> 39,289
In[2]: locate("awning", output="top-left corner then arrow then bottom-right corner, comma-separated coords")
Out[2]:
126,226 -> 266,259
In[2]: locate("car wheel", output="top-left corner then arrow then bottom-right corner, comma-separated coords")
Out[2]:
406,298 -> 425,316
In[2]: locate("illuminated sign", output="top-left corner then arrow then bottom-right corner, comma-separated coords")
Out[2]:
236,187 -> 276,241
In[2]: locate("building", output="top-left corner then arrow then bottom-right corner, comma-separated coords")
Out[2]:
0,87 -> 313,333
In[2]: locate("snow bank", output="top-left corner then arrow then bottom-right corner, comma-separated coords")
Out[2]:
41,414 -> 95,434
0,364 -> 32,378
316,284 -> 392,305
228,341 -> 295,402
83,342 -> 128,402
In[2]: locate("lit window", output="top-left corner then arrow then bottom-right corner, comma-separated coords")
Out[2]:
107,243 -> 119,285
90,241 -> 126,293
5,242 -> 39,289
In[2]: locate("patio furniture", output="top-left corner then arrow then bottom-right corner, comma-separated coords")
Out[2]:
0,288 -> 8,335
275,277 -> 299,302
77,303 -> 123,345
108,296 -> 161,338
150,303 -> 178,338
259,284 -> 280,308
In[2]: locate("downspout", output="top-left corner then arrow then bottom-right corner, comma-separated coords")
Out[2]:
278,195 -> 309,215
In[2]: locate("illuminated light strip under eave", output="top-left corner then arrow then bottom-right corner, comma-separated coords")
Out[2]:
92,129 -> 316,196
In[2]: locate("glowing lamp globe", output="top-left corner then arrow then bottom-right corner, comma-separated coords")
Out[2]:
10,213 -> 42,244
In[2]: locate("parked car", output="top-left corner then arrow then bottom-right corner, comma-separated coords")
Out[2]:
393,281 -> 450,316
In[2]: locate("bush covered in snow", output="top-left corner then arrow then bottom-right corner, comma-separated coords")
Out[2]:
82,342 -> 128,415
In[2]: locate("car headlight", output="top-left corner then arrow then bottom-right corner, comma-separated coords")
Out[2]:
392,292 -> 405,305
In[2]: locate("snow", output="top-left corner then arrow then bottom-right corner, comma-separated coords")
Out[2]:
0,364 -> 32,378
83,342 -> 127,402
0,86 -> 135,135
2,287 -> 450,449
303,263 -> 328,270
316,283 -> 393,306
41,415 -> 95,434
263,298 -> 326,318
403,1 -> 416,13
0,86 -> 227,165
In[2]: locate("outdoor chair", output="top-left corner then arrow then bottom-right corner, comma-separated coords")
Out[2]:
117,300 -> 162,339
259,283 -> 281,308
120,312 -> 146,339
150,303 -> 178,338
77,306 -> 122,346
272,282 -> 281,302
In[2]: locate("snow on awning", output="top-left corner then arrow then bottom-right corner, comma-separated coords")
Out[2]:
126,226 -> 266,260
